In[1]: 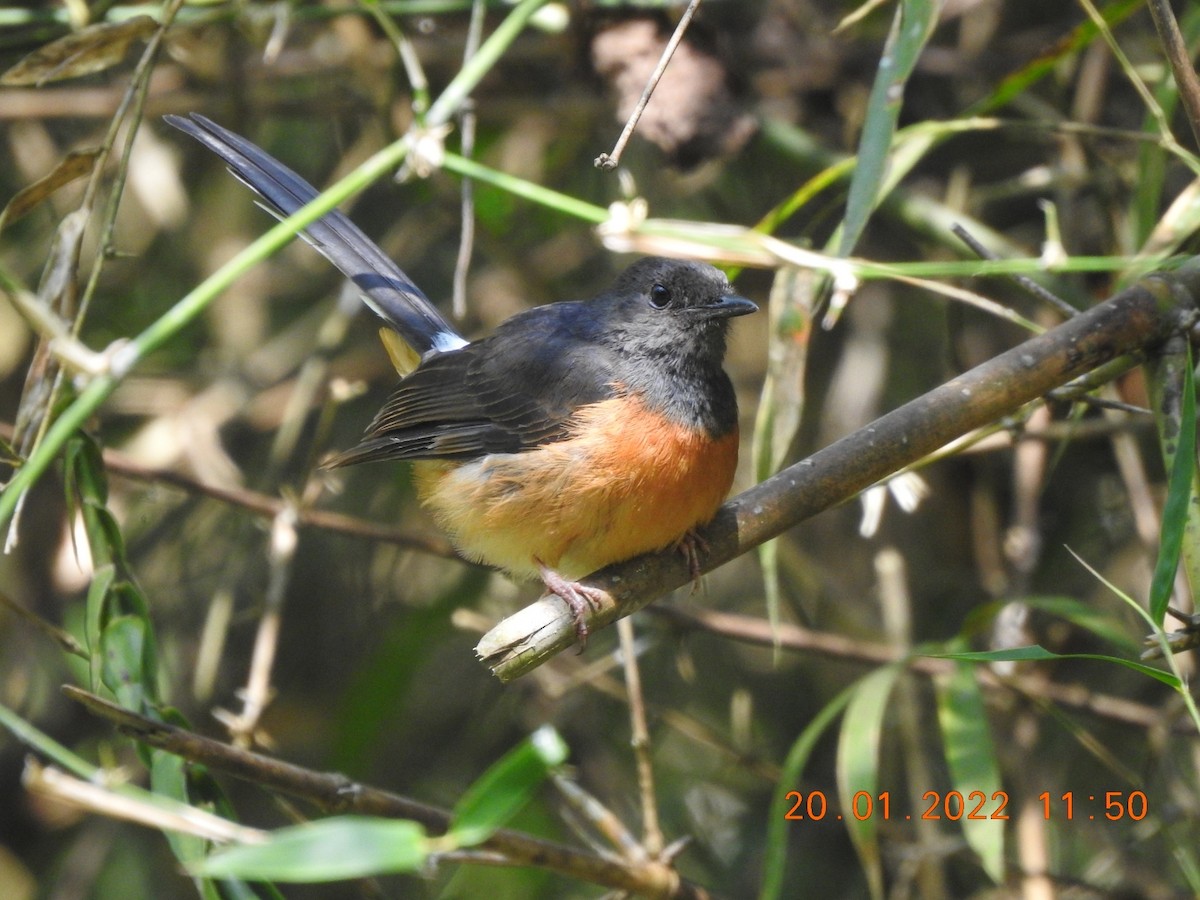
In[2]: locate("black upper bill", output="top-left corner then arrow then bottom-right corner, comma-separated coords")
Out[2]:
696,294 -> 758,319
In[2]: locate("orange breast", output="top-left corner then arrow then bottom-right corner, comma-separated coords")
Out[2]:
413,395 -> 739,580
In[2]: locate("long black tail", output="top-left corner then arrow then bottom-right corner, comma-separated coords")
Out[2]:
165,113 -> 465,358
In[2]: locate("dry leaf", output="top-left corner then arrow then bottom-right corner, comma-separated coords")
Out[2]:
1,16 -> 157,86
0,148 -> 102,232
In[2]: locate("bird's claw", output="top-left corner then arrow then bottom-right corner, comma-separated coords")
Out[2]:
537,560 -> 606,652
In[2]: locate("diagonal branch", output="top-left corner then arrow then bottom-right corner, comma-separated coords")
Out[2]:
477,263 -> 1200,680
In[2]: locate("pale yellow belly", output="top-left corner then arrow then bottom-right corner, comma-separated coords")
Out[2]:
413,397 -> 739,580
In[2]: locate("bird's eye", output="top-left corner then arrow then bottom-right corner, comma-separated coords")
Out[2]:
649,283 -> 672,308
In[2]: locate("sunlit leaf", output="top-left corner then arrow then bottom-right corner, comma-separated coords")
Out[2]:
450,725 -> 568,847
191,817 -> 428,882
837,0 -> 939,259
151,751 -> 207,867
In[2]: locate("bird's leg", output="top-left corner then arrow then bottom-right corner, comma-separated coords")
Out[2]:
536,559 -> 607,650
675,528 -> 709,593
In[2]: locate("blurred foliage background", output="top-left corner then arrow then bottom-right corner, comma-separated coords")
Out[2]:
2,0 -> 1200,897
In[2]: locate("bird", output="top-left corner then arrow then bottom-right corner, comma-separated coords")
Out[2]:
165,113 -> 756,643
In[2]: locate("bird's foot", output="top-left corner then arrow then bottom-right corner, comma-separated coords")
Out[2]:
536,559 -> 606,651
676,529 -> 709,593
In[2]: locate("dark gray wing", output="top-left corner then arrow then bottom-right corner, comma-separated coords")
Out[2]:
327,301 -> 622,465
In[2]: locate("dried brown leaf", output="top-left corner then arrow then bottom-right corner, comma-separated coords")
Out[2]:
0,17 -> 157,87
0,148 -> 102,232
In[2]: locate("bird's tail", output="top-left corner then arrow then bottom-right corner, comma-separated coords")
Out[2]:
165,113 -> 466,359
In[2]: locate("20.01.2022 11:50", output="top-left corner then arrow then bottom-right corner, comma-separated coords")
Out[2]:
782,790 -> 1149,822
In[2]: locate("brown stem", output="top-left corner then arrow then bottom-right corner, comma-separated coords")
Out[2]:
1146,0 -> 1200,151
646,605 -> 1190,734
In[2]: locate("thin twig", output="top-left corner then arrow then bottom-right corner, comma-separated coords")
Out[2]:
0,272 -> 104,375
76,0 -> 189,333
618,617 -> 663,857
1077,0 -> 1200,174
952,223 -> 1078,319
214,505 -> 298,748
552,773 -> 648,860
1145,0 -> 1200,151
6,0 -> 187,549
1042,389 -> 1148,415
0,591 -> 87,657
24,759 -> 268,845
367,1 -> 431,117
59,430 -> 454,556
595,0 -> 702,170
644,605 -> 1193,734
452,0 -> 486,319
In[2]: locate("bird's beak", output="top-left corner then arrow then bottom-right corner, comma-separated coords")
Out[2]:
699,294 -> 758,319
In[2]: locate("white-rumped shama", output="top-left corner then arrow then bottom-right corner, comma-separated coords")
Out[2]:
166,113 -> 756,641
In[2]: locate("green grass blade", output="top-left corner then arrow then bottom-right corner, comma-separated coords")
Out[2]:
934,661 -> 1004,882
836,664 -> 905,900
967,0 -> 1143,115
449,725 -> 568,847
1150,342 -> 1196,626
191,818 -> 428,882
837,0 -> 939,258
931,646 -> 1180,688
1014,595 -> 1142,654
759,685 -> 856,900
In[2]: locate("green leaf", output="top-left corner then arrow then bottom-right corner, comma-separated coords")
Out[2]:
1019,595 -> 1141,654
85,563 -> 117,688
156,745 -> 272,899
1150,342 -> 1196,626
966,0 -> 1143,116
191,817 -> 428,882
753,266 -> 816,652
760,685 -> 856,900
101,615 -> 148,712
837,0 -> 939,258
65,433 -> 107,506
837,664 -> 904,900
934,663 -> 1004,882
151,751 -> 208,867
931,645 -> 1179,687
449,725 -> 568,847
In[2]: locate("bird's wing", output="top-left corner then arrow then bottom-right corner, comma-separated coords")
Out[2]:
327,302 -> 622,465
